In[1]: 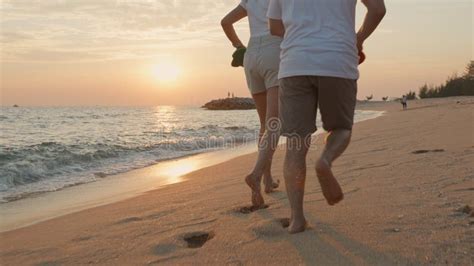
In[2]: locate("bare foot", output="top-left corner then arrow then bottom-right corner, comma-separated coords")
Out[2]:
315,158 -> 344,206
263,177 -> 280,193
288,217 -> 307,234
245,174 -> 264,207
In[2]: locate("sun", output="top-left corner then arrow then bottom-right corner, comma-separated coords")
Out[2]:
152,62 -> 181,84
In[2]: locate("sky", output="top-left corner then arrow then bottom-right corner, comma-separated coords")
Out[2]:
0,0 -> 472,106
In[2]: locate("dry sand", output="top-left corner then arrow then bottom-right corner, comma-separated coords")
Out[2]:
1,97 -> 473,265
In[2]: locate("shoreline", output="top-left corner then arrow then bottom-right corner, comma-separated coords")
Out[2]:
0,141 -> 259,232
0,110 -> 384,233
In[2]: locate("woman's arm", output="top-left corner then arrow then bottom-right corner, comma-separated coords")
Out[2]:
269,18 -> 284,37
221,5 -> 247,48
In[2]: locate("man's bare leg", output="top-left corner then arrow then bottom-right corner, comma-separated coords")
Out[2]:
315,129 -> 351,205
283,136 -> 310,233
245,87 -> 280,206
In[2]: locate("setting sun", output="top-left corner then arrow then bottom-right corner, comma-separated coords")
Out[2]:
152,62 -> 181,84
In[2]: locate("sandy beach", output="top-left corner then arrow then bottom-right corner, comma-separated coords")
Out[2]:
1,97 -> 473,265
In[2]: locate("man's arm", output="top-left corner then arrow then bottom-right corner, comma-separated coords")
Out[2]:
221,5 -> 247,48
267,0 -> 284,37
269,19 -> 285,37
357,0 -> 386,51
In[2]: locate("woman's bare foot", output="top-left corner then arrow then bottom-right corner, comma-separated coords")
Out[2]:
245,174 -> 264,207
263,176 -> 280,193
315,158 -> 344,205
288,217 -> 307,234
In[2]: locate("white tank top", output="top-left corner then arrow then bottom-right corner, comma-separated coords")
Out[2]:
240,0 -> 271,37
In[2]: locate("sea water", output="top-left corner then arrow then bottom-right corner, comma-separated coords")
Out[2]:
0,106 -> 382,202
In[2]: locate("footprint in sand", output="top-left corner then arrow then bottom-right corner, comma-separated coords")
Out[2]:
182,231 -> 214,248
454,187 -> 474,192
412,149 -> 445,154
250,219 -> 294,238
236,204 -> 269,214
145,209 -> 175,220
412,150 -> 429,154
115,216 -> 143,225
278,218 -> 290,228
457,205 -> 473,216
71,235 -> 95,242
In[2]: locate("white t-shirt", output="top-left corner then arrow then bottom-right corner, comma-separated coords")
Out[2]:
267,0 -> 359,80
240,0 -> 271,37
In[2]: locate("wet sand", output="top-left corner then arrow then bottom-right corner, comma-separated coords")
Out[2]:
0,97 -> 473,265
0,143 -> 260,232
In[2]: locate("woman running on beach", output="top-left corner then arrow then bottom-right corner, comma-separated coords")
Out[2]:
221,0 -> 281,207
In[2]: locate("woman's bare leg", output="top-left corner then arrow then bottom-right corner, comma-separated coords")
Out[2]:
253,92 -> 267,140
245,91 -> 267,206
261,87 -> 280,193
245,87 -> 281,206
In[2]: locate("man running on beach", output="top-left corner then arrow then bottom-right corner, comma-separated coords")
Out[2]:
401,95 -> 408,110
268,0 -> 386,233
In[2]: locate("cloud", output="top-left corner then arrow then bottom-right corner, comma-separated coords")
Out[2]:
0,0 -> 239,62
0,32 -> 35,43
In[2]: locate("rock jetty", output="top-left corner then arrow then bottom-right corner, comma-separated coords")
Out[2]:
202,97 -> 256,110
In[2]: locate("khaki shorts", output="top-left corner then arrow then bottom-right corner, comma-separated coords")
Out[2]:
279,76 -> 357,137
244,35 -> 282,95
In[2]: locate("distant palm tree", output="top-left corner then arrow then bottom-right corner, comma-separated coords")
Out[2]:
366,95 -> 373,101
467,61 -> 474,78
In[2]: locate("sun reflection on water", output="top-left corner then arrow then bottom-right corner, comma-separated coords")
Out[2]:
160,161 -> 199,184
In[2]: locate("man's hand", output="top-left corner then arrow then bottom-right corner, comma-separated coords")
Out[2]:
356,35 -> 364,53
357,0 -> 386,49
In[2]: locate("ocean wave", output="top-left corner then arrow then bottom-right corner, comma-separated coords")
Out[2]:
0,132 -> 258,193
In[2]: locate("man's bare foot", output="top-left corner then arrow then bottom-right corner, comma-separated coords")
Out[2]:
315,158 -> 344,205
263,176 -> 280,193
245,174 -> 264,207
288,217 -> 307,234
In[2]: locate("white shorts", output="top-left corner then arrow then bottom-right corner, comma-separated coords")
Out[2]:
243,35 -> 282,95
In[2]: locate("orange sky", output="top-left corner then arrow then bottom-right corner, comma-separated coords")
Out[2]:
1,0 -> 472,106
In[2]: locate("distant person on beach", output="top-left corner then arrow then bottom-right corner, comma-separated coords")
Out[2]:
268,0 -> 386,233
401,95 -> 408,110
221,0 -> 282,207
